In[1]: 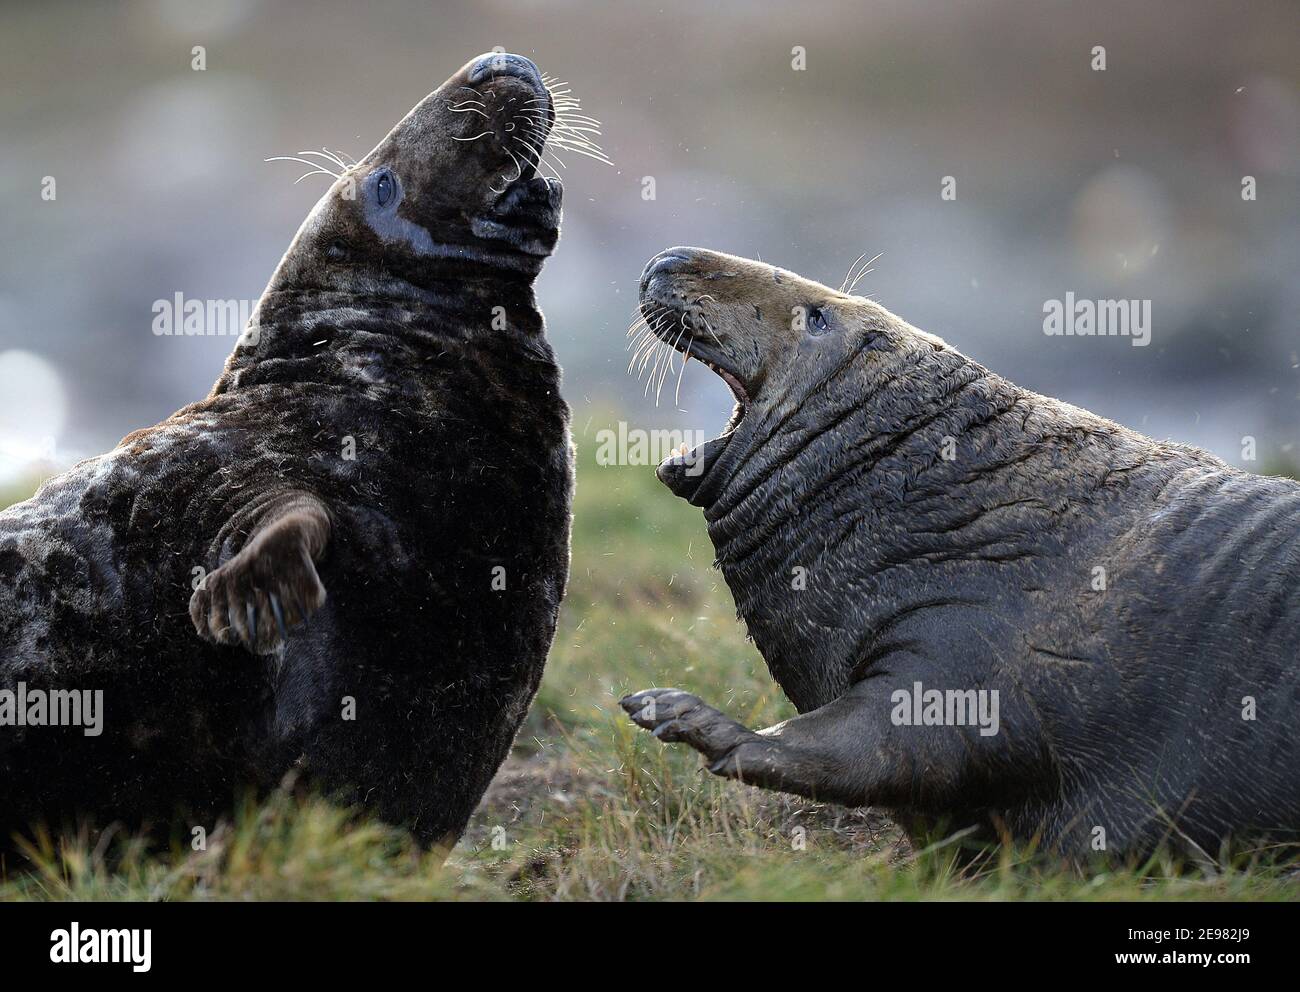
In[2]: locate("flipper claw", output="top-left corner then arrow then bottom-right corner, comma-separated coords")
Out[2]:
269,592 -> 288,641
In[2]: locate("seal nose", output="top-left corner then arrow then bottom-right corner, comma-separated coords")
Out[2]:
467,52 -> 543,88
640,250 -> 696,290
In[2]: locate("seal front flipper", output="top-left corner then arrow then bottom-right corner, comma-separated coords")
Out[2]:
621,680 -> 1011,809
621,688 -> 755,753
190,493 -> 331,655
620,687 -> 842,798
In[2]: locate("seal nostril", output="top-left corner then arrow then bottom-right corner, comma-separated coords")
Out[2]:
641,253 -> 693,286
467,52 -> 543,89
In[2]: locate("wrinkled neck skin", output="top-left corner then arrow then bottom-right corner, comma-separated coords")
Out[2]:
212,271 -> 549,400
693,328 -> 1158,712
213,128 -> 564,399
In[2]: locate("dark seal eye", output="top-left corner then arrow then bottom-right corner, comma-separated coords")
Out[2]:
376,171 -> 394,207
808,306 -> 830,334
326,239 -> 348,260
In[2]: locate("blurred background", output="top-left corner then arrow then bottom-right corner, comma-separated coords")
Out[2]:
1,0 -> 1297,491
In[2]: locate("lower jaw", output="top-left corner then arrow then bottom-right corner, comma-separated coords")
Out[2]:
656,433 -> 731,500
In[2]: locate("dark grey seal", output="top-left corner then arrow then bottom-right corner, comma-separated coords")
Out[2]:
622,246 -> 1300,862
0,53 -> 578,849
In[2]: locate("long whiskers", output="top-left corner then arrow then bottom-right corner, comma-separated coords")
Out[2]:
448,101 -> 491,120
265,147 -> 359,185
840,251 -> 883,294
521,73 -> 616,176
675,334 -> 695,407
651,313 -> 691,404
693,299 -> 724,346
264,152 -> 344,184
439,70 -> 614,188
626,306 -> 684,402
625,301 -> 724,407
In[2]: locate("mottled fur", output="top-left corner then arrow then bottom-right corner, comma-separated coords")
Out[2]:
0,54 -> 573,847
624,247 -> 1300,862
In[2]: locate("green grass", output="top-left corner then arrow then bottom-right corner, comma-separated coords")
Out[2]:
1,441 -> 1298,901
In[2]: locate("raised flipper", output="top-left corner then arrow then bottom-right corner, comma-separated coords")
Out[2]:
190,493 -> 331,655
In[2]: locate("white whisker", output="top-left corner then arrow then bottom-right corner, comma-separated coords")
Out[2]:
533,75 -> 615,172
265,155 -> 341,182
839,252 -> 870,294
698,313 -> 723,347
847,251 -> 883,294
299,148 -> 349,172
675,336 -> 695,407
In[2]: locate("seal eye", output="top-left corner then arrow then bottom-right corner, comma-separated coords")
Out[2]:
326,239 -> 348,260
376,172 -> 394,208
808,306 -> 830,334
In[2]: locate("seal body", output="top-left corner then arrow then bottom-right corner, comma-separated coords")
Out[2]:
0,53 -> 573,847
623,247 -> 1300,861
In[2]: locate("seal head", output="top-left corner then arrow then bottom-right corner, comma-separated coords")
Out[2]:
640,246 -> 941,507
270,51 -> 563,299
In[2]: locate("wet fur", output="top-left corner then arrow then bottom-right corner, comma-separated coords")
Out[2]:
0,54 -> 574,848
624,247 -> 1300,862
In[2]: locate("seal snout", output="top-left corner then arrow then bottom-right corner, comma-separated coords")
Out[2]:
639,248 -> 698,294
456,52 -> 554,184
467,52 -> 545,91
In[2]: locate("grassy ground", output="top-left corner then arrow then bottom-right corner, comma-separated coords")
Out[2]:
1,450 -> 1297,901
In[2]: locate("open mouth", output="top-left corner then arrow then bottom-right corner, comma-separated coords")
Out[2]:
629,299 -> 751,497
